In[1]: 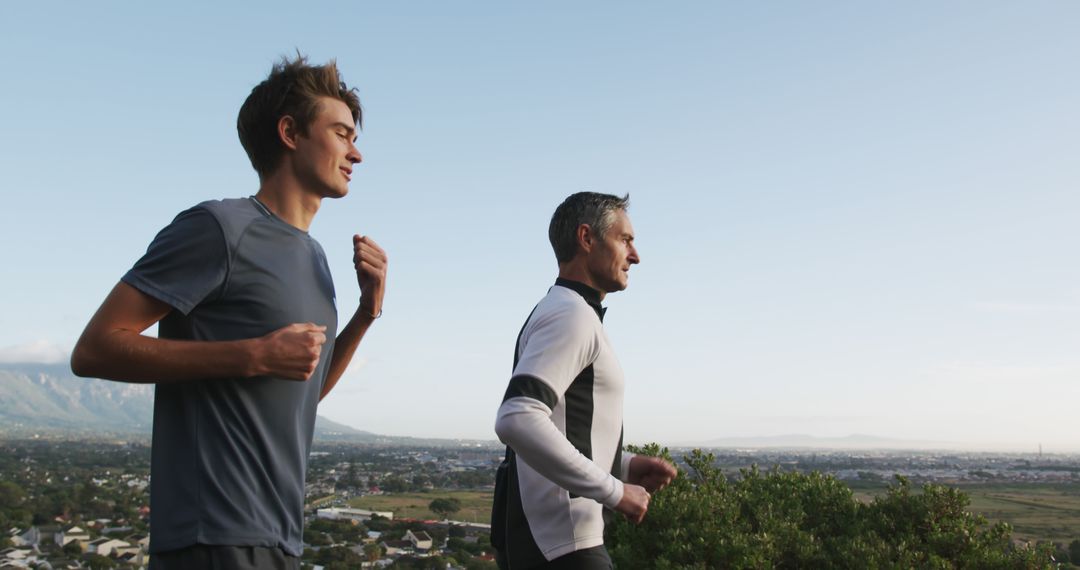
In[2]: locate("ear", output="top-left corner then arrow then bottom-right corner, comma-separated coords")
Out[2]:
575,224 -> 595,254
277,115 -> 300,151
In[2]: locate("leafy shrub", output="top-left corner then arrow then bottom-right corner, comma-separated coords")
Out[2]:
608,445 -> 1055,569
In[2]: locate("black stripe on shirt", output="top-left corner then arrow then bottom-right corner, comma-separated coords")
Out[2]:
565,364 -> 596,499
565,364 -> 595,460
503,375 -> 558,410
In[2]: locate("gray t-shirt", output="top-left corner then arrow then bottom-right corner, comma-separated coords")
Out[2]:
122,197 -> 337,556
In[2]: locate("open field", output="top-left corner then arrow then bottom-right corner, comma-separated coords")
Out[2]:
851,482 -> 1080,544
963,485 -> 1080,544
346,483 -> 1080,543
347,490 -> 494,523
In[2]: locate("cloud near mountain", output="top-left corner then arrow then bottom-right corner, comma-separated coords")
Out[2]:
0,340 -> 69,364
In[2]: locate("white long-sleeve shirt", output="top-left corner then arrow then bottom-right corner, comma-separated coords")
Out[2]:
492,280 -> 634,566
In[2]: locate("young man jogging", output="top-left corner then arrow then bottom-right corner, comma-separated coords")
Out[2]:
71,55 -> 386,570
493,192 -> 676,569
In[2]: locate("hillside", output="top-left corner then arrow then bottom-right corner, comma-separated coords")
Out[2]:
0,363 -> 493,447
0,363 -> 152,433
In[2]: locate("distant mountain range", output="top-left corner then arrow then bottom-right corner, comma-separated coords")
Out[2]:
0,363 -> 493,447
0,362 -> 153,433
3,363 -> 976,451
682,433 -> 959,451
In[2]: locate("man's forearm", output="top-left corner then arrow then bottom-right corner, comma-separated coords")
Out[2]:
495,397 -> 625,508
72,281 -> 329,383
71,330 -> 257,383
620,451 -> 637,482
71,281 -> 262,383
321,306 -> 377,400
322,233 -> 387,400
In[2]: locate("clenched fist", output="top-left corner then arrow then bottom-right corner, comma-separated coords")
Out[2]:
627,455 -> 678,493
353,235 -> 387,318
614,483 -> 651,524
248,323 -> 328,381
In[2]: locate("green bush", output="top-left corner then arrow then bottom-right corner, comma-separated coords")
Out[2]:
608,445 -> 1055,569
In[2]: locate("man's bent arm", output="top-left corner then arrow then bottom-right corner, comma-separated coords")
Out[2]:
320,307 -> 377,400
71,282 -> 324,383
321,234 -> 387,401
495,394 -> 625,508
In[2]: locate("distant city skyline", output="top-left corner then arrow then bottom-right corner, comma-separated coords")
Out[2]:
2,2 -> 1077,451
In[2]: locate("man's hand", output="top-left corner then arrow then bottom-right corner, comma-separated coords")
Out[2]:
627,455 -> 678,493
353,235 -> 387,317
614,483 -> 650,524
249,323 -> 327,381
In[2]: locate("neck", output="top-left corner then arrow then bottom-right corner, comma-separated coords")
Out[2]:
557,264 -> 605,300
255,170 -> 322,231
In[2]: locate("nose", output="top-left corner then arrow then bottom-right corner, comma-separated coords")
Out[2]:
348,143 -> 362,164
628,244 -> 640,265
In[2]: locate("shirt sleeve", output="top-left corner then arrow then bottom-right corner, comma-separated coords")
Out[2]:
511,304 -> 600,395
121,207 -> 228,315
494,303 -> 625,508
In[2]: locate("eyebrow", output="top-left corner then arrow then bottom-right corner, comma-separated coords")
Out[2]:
331,122 -> 358,141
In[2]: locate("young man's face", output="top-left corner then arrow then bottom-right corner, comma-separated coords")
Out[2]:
586,209 -> 640,294
293,97 -> 362,199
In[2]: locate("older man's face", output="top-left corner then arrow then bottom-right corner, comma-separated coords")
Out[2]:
586,210 -> 640,294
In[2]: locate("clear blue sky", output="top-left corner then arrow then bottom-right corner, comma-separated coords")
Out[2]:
2,2 -> 1077,451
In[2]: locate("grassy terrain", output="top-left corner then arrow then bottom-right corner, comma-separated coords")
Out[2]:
347,490 -> 494,523
963,484 -> 1080,544
347,483 -> 1080,545
850,481 -> 1080,545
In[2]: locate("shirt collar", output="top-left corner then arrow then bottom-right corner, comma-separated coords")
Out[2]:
554,278 -> 606,321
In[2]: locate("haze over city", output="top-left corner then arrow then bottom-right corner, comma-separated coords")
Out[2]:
1,2 -> 1077,452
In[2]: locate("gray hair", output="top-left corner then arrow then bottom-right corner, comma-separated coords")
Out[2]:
548,192 -> 631,263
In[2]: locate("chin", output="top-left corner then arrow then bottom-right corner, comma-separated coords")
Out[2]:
603,280 -> 629,293
322,186 -> 349,199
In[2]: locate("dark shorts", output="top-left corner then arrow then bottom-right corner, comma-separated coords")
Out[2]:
497,545 -> 613,570
149,544 -> 300,570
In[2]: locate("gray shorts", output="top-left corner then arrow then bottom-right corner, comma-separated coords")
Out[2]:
149,544 -> 300,570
